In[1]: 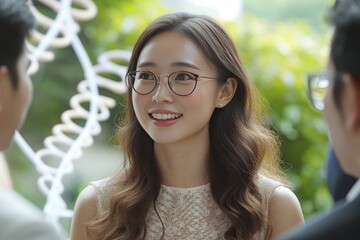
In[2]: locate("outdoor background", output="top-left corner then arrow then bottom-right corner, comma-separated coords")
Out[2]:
5,0 -> 333,234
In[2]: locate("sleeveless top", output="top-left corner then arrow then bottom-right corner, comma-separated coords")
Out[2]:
91,174 -> 281,239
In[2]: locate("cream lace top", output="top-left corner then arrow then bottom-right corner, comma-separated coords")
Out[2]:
91,174 -> 281,239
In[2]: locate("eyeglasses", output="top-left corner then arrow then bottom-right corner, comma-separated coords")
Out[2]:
126,70 -> 217,96
307,72 -> 329,111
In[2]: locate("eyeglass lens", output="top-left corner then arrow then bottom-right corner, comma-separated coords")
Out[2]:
310,74 -> 329,110
129,71 -> 197,96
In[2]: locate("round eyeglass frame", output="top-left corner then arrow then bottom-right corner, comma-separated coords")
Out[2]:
126,70 -> 217,96
307,72 -> 329,111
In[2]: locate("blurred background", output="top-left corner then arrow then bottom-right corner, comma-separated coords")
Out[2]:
4,0 -> 333,234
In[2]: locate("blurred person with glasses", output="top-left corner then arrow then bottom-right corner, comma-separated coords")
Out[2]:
280,0 -> 360,239
308,72 -> 357,203
70,12 -> 304,240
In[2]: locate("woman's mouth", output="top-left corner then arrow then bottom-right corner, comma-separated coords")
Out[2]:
150,113 -> 183,120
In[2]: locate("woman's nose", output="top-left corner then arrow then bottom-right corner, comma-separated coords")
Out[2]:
151,76 -> 173,103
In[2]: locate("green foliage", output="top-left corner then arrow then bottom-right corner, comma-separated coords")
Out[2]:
244,0 -> 334,32
225,15 -> 332,217
81,0 -> 169,58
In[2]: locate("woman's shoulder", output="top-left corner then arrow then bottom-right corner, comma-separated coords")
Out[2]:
91,176 -> 115,196
73,184 -> 98,217
268,186 -> 304,237
261,174 -> 304,238
257,174 -> 283,198
70,176 -> 119,239
70,184 -> 99,239
88,175 -> 118,213
257,173 -> 301,211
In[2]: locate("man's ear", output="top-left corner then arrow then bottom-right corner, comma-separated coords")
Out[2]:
0,65 -> 10,85
216,77 -> 237,108
0,66 -> 10,112
345,74 -> 360,133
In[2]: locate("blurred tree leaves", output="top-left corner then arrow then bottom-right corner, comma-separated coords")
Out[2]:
225,15 -> 332,217
244,0 -> 333,32
82,0 -> 169,58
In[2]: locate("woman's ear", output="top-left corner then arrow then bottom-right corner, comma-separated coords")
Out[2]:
216,77 -> 237,108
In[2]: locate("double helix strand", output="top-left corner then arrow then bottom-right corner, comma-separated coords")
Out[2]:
40,48 -> 130,222
14,0 -> 131,225
27,0 -> 97,75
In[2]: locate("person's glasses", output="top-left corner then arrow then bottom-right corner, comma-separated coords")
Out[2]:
307,72 -> 329,111
126,70 -> 217,96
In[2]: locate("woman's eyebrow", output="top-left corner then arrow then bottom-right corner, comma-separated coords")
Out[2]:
137,61 -> 201,70
171,62 -> 200,70
137,61 -> 156,68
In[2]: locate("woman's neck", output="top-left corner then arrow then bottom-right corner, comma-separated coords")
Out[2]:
154,132 -> 210,188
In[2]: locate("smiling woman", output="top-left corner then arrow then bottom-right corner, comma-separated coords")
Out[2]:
70,12 -> 304,240
132,30 -> 223,145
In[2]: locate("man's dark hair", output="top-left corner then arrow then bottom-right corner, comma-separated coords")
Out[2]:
327,0 -> 360,106
0,0 -> 35,88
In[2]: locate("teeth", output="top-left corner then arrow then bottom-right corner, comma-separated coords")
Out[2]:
151,113 -> 182,120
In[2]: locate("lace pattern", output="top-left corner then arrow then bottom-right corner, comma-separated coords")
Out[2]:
91,174 -> 281,239
145,183 -> 231,239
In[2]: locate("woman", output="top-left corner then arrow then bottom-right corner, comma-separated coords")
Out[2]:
70,12 -> 304,240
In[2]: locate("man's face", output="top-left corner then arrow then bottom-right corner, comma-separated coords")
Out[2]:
324,61 -> 360,177
0,47 -> 33,150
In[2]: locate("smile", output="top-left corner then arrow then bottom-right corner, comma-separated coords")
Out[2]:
150,113 -> 182,120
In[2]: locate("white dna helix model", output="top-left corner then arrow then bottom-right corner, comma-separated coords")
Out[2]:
14,0 -> 130,228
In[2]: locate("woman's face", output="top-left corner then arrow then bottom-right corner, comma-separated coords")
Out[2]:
0,47 -> 32,150
132,31 -> 223,145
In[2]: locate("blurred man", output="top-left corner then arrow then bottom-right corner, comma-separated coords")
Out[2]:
0,0 -> 65,239
280,0 -> 360,239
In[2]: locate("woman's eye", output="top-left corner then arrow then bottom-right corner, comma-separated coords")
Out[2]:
176,72 -> 195,81
139,72 -> 155,80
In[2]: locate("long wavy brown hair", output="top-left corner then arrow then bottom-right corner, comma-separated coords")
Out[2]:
87,12 -> 286,240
